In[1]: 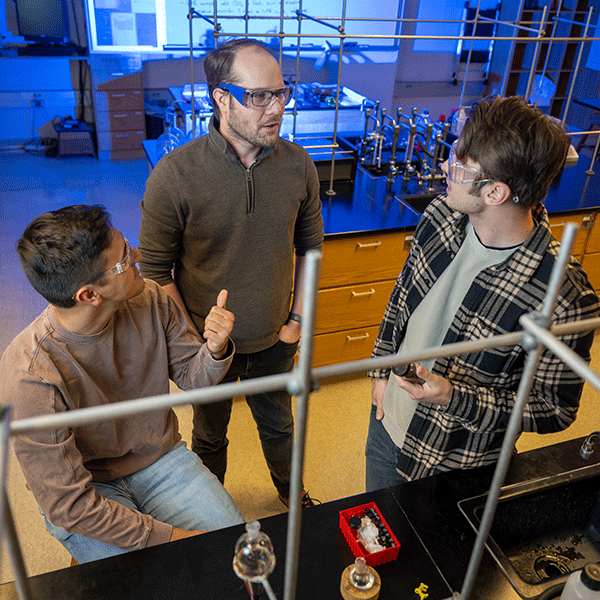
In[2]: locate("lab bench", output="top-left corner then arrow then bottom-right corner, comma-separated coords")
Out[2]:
2,436 -> 597,600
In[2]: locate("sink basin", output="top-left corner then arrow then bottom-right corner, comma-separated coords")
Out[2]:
458,462 -> 600,599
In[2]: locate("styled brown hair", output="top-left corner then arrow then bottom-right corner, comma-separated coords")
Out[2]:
17,205 -> 113,308
457,95 -> 570,209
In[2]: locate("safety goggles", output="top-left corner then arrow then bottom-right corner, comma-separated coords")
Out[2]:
219,83 -> 293,109
447,140 -> 492,184
102,238 -> 134,277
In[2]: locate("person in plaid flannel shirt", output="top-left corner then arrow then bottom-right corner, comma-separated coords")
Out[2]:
366,95 -> 599,490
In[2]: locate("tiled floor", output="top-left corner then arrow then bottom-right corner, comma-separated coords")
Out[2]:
0,152 -> 150,353
0,150 -> 598,584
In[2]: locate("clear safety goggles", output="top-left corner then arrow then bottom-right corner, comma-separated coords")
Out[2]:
447,140 -> 492,184
102,238 -> 134,277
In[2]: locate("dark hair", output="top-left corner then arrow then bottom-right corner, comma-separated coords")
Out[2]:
457,95 -> 570,210
17,205 -> 113,308
204,38 -> 272,118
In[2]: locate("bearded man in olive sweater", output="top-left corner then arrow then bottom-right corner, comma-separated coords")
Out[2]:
139,38 -> 324,507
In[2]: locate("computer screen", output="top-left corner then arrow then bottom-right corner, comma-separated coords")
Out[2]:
15,0 -> 69,40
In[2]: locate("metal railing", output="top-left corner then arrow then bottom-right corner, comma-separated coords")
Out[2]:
2,222 -> 600,599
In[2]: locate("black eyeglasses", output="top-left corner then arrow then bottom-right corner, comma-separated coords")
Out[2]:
219,83 -> 293,108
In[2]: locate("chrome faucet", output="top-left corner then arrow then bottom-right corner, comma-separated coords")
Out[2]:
580,431 -> 600,459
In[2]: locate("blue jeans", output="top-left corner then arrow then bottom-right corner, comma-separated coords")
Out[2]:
192,339 -> 299,498
43,441 -> 244,564
365,405 -> 408,491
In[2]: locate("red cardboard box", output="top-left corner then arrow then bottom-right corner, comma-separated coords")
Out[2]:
339,502 -> 400,566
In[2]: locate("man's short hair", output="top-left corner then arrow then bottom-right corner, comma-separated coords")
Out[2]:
457,95 -> 570,210
204,37 -> 272,118
17,205 -> 113,308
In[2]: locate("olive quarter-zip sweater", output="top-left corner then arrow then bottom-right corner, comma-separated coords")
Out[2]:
139,117 -> 324,353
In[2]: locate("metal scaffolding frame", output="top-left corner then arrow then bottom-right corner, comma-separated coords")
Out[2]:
183,0 -> 600,185
2,223 -> 600,599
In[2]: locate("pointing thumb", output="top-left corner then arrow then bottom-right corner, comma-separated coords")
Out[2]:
217,289 -> 228,309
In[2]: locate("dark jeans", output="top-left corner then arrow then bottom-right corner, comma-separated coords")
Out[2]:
192,338 -> 299,498
365,405 -> 408,491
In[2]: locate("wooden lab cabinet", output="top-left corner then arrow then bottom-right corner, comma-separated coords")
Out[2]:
549,212 -> 600,292
312,230 -> 412,368
580,213 -> 600,293
548,212 -> 593,261
91,60 -> 146,161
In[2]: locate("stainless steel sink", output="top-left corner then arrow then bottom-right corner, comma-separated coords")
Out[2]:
458,462 -> 600,599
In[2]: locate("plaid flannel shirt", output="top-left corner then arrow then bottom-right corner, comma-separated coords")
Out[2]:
369,195 -> 599,481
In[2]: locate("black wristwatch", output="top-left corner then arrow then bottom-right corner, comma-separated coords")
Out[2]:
287,312 -> 302,325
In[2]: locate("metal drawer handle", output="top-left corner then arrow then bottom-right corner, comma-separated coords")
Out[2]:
346,333 -> 370,341
114,114 -> 128,118
115,134 -> 129,138
351,289 -> 376,297
111,94 -> 127,97
356,241 -> 382,249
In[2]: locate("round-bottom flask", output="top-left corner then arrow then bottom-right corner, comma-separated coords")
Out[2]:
233,521 -> 275,599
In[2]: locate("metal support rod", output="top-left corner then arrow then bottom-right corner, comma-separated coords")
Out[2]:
459,324 -> 546,600
295,10 -> 342,32
188,0 -> 197,140
288,0 -> 304,142
525,6 -> 548,103
10,314 -> 600,437
586,132 -> 600,177
459,0 -> 483,108
275,0 -> 284,64
562,7 -> 594,128
0,405 -> 11,574
3,492 -> 32,600
531,17 -> 557,108
313,316 -> 600,383
325,0 -> 347,198
188,8 -> 215,26
404,123 -> 417,178
501,0 -> 526,97
521,315 -> 600,395
459,222 -> 579,600
283,250 -> 322,600
11,373 -> 291,435
167,30 -> 600,50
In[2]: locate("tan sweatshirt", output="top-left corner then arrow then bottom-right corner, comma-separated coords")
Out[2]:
0,280 -> 233,551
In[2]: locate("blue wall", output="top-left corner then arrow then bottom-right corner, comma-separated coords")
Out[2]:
0,57 -> 78,143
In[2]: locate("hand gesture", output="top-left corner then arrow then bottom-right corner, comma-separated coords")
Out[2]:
203,289 -> 234,359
